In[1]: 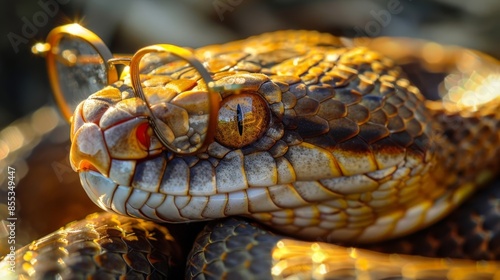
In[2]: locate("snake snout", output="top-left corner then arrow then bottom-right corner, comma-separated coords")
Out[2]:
70,122 -> 110,175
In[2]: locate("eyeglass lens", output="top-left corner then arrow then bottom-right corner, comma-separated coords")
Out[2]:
137,51 -> 212,153
55,35 -> 108,116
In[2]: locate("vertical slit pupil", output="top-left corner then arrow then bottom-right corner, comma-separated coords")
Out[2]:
237,104 -> 243,136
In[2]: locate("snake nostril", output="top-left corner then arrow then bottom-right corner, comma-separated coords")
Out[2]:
78,160 -> 99,173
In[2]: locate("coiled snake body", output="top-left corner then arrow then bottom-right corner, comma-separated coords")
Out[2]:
3,31 -> 500,279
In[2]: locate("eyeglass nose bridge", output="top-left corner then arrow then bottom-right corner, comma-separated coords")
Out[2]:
108,57 -> 132,66
107,57 -> 132,84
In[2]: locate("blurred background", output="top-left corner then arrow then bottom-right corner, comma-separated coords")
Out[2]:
1,0 -> 500,257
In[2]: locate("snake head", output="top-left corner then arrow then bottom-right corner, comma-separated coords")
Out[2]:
68,31 -> 471,243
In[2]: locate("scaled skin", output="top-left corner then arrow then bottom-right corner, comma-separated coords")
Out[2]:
70,31 -> 500,244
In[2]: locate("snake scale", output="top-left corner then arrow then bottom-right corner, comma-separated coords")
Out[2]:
2,30 -> 500,279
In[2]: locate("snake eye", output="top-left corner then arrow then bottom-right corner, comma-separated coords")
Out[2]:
136,122 -> 152,149
215,92 -> 270,148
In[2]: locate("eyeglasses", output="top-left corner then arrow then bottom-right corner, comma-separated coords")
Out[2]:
33,23 -> 222,155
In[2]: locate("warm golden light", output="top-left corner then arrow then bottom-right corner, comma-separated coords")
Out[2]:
312,251 -> 326,263
31,42 -> 51,55
443,72 -> 500,111
422,42 -> 444,64
61,50 -> 77,65
31,107 -> 59,135
65,23 -> 85,35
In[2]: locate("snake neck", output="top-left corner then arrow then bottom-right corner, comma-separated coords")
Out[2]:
428,99 -> 500,190
362,36 -> 500,193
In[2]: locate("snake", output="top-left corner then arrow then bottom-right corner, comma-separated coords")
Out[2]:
2,30 -> 500,279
